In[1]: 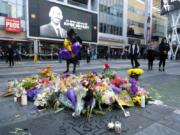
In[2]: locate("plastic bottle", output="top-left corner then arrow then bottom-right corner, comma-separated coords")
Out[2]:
21,91 -> 27,106
141,95 -> 145,108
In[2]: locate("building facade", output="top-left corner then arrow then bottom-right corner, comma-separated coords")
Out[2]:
98,0 -> 128,59
0,0 -> 33,59
0,0 -> 168,61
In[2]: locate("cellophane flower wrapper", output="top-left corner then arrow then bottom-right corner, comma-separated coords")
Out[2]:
27,88 -> 42,101
72,41 -> 81,56
59,93 -> 74,110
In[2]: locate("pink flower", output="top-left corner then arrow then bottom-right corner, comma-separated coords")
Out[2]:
104,63 -> 110,69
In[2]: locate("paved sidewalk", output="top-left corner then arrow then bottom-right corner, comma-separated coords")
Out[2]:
0,99 -> 179,135
0,60 -> 180,135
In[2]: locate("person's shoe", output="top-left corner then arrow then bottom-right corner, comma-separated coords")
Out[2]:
162,68 -> 165,72
72,71 -> 76,74
63,70 -> 69,73
159,68 -> 162,71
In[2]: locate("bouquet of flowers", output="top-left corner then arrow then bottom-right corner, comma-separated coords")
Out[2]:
40,65 -> 54,80
103,63 -> 114,80
127,68 -> 144,80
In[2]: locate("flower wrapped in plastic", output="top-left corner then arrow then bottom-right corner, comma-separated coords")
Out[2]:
34,92 -> 49,108
72,86 -> 87,117
72,41 -> 80,56
95,82 -> 108,92
101,90 -> 115,105
59,93 -> 74,109
129,78 -> 138,95
111,76 -> 126,88
66,88 -> 77,107
103,64 -> 114,80
39,65 -> 54,80
27,88 -> 42,101
110,84 -> 122,94
59,49 -> 72,60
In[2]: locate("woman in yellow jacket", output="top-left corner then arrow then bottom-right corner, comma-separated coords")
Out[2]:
64,29 -> 77,74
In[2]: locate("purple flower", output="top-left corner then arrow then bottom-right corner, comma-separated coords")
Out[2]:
129,78 -> 138,95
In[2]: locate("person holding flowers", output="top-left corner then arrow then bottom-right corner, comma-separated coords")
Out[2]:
63,29 -> 81,74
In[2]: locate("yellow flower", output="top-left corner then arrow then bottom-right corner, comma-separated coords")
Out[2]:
132,96 -> 141,106
127,68 -> 144,76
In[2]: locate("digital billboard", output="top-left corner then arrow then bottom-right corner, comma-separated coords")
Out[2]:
161,0 -> 180,15
27,0 -> 98,43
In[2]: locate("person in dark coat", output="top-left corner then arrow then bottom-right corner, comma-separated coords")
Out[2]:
128,42 -> 140,68
86,47 -> 91,64
158,37 -> 170,71
6,45 -> 14,67
64,29 -> 82,74
105,50 -> 109,61
147,46 -> 155,70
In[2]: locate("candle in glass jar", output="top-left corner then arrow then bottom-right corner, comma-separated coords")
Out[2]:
115,121 -> 121,134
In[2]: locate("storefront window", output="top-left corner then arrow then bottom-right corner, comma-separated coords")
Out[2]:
0,2 -> 8,16
99,0 -> 123,36
0,0 -> 24,19
68,0 -> 88,9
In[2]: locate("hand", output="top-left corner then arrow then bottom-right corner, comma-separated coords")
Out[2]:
163,51 -> 167,54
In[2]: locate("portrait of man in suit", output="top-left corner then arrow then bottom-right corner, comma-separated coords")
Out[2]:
161,0 -> 174,14
40,6 -> 67,38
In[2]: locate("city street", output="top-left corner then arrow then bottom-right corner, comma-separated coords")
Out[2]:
0,0 -> 180,134
0,59 -> 180,135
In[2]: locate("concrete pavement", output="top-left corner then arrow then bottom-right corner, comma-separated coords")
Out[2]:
0,59 -> 180,135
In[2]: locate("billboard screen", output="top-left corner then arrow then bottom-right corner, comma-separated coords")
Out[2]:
161,0 -> 180,15
28,0 -> 97,42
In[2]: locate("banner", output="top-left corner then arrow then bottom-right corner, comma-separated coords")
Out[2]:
161,0 -> 180,15
5,17 -> 21,32
28,0 -> 97,42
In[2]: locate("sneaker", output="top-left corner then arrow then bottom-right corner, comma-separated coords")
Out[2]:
159,68 -> 161,71
162,68 -> 165,71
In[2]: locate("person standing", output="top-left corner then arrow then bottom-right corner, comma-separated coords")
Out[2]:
86,47 -> 91,63
147,46 -> 155,70
64,29 -> 78,74
129,42 -> 140,68
0,47 -> 4,60
105,49 -> 109,61
158,37 -> 170,71
15,48 -> 22,63
6,45 -> 14,67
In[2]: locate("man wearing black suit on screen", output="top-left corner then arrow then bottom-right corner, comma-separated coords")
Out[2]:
40,6 -> 67,38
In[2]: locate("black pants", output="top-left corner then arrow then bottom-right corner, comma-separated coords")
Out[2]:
148,60 -> 154,70
66,58 -> 77,73
159,58 -> 166,69
87,55 -> 90,63
8,57 -> 14,67
130,55 -> 140,68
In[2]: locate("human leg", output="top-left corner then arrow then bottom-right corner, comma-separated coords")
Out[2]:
130,56 -> 134,68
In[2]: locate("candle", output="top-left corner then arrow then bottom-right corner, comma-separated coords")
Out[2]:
115,121 -> 121,134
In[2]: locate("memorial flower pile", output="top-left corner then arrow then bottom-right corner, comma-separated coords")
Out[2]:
10,65 -> 151,120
